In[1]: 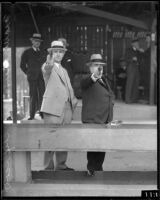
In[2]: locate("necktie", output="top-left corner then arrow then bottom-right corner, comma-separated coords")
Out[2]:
59,65 -> 71,102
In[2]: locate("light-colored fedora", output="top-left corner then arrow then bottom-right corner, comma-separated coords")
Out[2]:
30,33 -> 43,42
58,38 -> 69,47
47,40 -> 67,53
86,54 -> 106,66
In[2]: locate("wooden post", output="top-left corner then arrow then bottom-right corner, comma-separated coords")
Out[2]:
28,4 -> 40,33
11,4 -> 17,123
149,17 -> 157,105
110,39 -> 114,74
12,152 -> 31,182
104,25 -> 108,74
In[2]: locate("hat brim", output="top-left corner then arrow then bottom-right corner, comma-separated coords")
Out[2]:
86,61 -> 106,67
30,38 -> 43,42
47,47 -> 67,53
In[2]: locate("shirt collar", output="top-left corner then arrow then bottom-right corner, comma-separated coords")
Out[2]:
133,47 -> 137,51
54,62 -> 61,69
32,46 -> 40,52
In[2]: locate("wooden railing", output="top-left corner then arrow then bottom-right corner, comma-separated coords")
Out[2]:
4,123 -> 156,183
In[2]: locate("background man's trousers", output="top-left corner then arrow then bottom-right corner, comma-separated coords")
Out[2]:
125,65 -> 140,103
28,77 -> 45,118
87,152 -> 105,171
43,101 -> 72,170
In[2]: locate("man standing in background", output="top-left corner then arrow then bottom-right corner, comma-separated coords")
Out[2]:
20,33 -> 46,119
125,38 -> 142,104
116,58 -> 127,101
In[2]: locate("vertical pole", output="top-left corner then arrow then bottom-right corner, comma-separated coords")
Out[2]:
149,17 -> 156,105
110,39 -> 114,74
11,4 -> 17,123
104,25 -> 108,74
122,37 -> 126,57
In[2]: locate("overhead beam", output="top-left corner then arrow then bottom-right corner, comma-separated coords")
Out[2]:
56,4 -> 148,30
28,4 -> 40,33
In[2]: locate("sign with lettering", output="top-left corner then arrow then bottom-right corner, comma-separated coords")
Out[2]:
112,31 -> 149,38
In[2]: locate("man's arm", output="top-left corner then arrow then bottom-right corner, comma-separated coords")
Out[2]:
20,51 -> 28,74
81,74 -> 98,90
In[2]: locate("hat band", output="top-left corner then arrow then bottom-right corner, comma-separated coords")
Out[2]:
91,59 -> 105,63
51,45 -> 65,49
31,37 -> 42,40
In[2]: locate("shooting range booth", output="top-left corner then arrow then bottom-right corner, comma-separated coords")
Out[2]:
2,2 -> 158,197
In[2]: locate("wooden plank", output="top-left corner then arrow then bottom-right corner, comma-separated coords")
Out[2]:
12,152 -> 31,182
60,5 -> 148,30
3,182 -> 157,197
4,124 -> 157,151
32,171 -> 157,185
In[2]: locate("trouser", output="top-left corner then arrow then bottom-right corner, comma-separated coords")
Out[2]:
87,152 -> 105,171
125,66 -> 140,103
28,77 -> 45,118
43,101 -> 72,170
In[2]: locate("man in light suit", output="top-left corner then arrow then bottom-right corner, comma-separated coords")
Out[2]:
41,40 -> 78,170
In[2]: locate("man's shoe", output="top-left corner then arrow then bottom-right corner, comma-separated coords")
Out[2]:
28,117 -> 34,120
86,170 -> 95,177
58,167 -> 74,171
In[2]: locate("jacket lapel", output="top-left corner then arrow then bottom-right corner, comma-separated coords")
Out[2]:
53,65 -> 66,85
98,77 -> 114,97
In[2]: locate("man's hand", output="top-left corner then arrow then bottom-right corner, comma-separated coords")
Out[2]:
118,73 -> 126,78
132,57 -> 137,61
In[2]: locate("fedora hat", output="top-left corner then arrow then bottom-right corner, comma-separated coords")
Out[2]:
131,37 -> 139,43
119,57 -> 126,62
86,54 -> 106,66
30,33 -> 43,42
47,40 -> 67,53
58,38 -> 69,47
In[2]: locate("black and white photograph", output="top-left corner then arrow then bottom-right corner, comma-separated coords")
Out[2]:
1,1 -> 159,198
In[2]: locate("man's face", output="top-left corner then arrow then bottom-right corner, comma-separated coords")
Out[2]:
89,63 -> 103,74
120,61 -> 126,67
132,41 -> 139,49
52,49 -> 65,63
32,39 -> 41,48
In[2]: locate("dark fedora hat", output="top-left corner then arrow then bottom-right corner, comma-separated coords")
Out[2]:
131,37 -> 139,43
86,54 -> 106,66
30,33 -> 43,42
119,57 -> 126,62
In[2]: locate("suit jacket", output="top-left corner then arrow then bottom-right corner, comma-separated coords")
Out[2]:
126,47 -> 143,68
81,75 -> 114,124
61,50 -> 74,85
41,63 -> 77,116
20,47 -> 46,81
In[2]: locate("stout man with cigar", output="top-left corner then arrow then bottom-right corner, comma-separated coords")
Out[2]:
81,54 -> 114,176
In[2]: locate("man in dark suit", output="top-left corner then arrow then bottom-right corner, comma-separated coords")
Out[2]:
116,57 -> 127,101
58,38 -> 75,86
125,38 -> 143,104
20,33 -> 46,119
81,54 -> 114,176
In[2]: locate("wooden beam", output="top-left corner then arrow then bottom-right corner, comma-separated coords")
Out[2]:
58,4 -> 148,30
28,4 -> 40,33
5,124 -> 157,151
